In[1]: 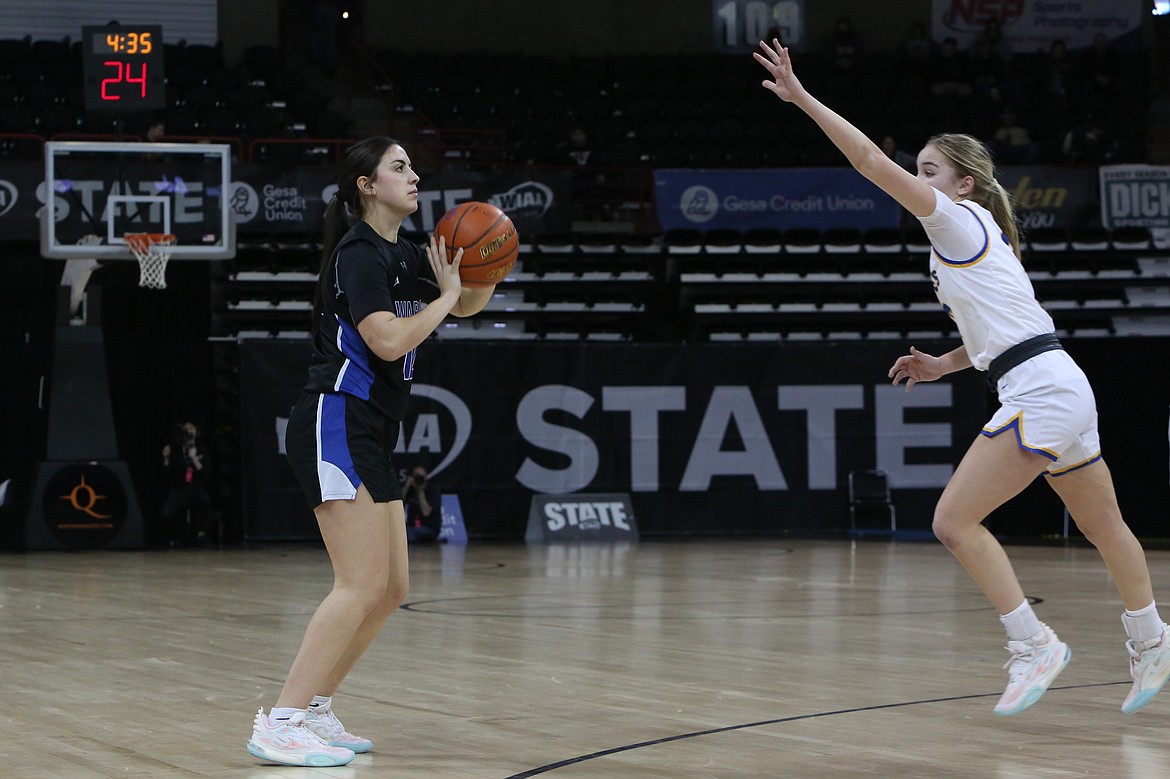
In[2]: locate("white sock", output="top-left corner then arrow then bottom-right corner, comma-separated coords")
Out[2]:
309,695 -> 332,712
269,706 -> 302,723
1000,600 -> 1045,641
1123,602 -> 1165,645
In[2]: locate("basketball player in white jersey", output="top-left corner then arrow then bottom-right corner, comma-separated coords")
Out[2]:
755,39 -> 1170,716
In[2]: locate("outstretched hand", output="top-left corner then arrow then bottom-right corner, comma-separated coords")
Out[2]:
887,346 -> 945,392
753,39 -> 807,104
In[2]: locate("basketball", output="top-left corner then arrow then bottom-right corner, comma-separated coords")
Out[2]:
433,201 -> 519,287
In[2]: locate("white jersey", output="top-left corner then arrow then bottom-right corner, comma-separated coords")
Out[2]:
918,188 -> 1054,370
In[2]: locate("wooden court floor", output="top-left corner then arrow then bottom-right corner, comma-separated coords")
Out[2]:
3,538 -> 1170,778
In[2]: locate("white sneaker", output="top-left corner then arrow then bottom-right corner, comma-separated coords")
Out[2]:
305,706 -> 373,753
994,624 -> 1072,716
246,708 -> 355,767
1122,625 -> 1170,714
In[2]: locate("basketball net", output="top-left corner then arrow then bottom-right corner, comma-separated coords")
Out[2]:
124,233 -> 177,289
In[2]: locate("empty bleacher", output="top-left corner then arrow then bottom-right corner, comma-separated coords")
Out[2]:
211,227 -> 1170,343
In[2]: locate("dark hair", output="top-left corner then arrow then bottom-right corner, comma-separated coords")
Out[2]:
311,136 -> 403,333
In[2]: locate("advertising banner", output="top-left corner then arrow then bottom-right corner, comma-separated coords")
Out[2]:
1099,164 -> 1170,229
0,162 -> 1115,245
654,168 -> 904,233
238,339 -> 1169,541
525,493 -> 639,543
0,161 -> 572,245
999,165 -> 1102,231
238,340 -> 992,540
228,166 -> 574,237
930,0 -> 1145,52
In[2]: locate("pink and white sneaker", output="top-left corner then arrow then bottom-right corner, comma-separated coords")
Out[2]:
1121,625 -> 1170,714
246,708 -> 355,767
994,624 -> 1072,716
306,706 -> 374,753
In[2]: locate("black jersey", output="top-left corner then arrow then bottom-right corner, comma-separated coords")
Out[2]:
305,219 -> 439,420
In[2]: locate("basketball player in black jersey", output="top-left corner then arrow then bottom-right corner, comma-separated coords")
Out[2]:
247,137 -> 494,767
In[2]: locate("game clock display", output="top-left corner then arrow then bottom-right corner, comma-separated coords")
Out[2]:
82,24 -> 166,111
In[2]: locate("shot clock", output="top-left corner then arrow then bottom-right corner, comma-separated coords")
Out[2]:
81,24 -> 166,111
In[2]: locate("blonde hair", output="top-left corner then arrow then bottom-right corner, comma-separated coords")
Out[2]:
927,133 -> 1022,261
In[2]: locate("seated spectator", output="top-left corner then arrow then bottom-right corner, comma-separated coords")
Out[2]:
558,126 -> 608,218
975,17 -> 1013,63
900,21 -> 933,67
880,134 -> 917,172
1061,113 -> 1115,163
991,110 -> 1039,164
931,37 -> 972,96
1036,38 -> 1076,97
968,37 -> 1007,100
827,16 -> 864,72
1078,32 -> 1117,96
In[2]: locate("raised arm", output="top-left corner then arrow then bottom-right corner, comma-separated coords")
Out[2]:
754,39 -> 938,219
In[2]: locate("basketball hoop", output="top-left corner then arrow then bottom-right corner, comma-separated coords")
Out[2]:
124,233 -> 177,289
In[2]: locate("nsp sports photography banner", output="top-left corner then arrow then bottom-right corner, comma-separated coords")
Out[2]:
930,0 -> 1146,52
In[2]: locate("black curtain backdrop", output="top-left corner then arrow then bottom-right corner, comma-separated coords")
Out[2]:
3,245 -> 1167,548
96,261 -> 214,547
233,338 -> 1170,543
1,257 -> 215,549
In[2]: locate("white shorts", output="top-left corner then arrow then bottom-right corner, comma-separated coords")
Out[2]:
981,349 -> 1102,476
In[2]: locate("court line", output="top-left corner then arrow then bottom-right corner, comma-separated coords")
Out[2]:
500,681 -> 1127,778
400,595 -> 1002,620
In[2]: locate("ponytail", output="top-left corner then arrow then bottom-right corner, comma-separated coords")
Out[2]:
985,179 -> 1022,261
310,137 -> 403,335
311,193 -> 354,334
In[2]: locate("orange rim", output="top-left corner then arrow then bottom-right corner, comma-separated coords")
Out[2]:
124,232 -> 177,251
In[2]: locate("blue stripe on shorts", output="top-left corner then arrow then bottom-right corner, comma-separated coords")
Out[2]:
317,393 -> 360,499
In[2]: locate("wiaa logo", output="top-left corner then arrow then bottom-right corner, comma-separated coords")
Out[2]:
393,385 -> 471,478
487,181 -> 553,218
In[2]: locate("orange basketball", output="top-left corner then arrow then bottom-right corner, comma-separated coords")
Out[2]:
434,201 -> 519,287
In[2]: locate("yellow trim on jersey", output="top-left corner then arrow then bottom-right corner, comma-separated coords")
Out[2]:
981,411 -> 1062,460
1048,452 -> 1104,476
933,202 -> 990,268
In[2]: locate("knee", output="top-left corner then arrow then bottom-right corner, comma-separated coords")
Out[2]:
339,582 -> 388,617
1072,511 -> 1125,546
384,570 -> 410,609
931,506 -> 963,549
368,571 -> 409,620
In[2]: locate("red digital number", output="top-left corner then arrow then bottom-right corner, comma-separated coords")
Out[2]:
100,61 -> 149,101
125,62 -> 148,97
100,61 -> 123,100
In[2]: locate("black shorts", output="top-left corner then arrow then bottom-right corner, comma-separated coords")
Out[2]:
286,391 -> 403,507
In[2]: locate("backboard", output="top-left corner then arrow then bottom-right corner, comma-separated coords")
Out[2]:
40,141 -> 235,260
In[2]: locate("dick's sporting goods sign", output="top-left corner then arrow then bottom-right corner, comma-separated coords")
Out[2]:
1100,164 -> 1170,229
525,493 -> 638,543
